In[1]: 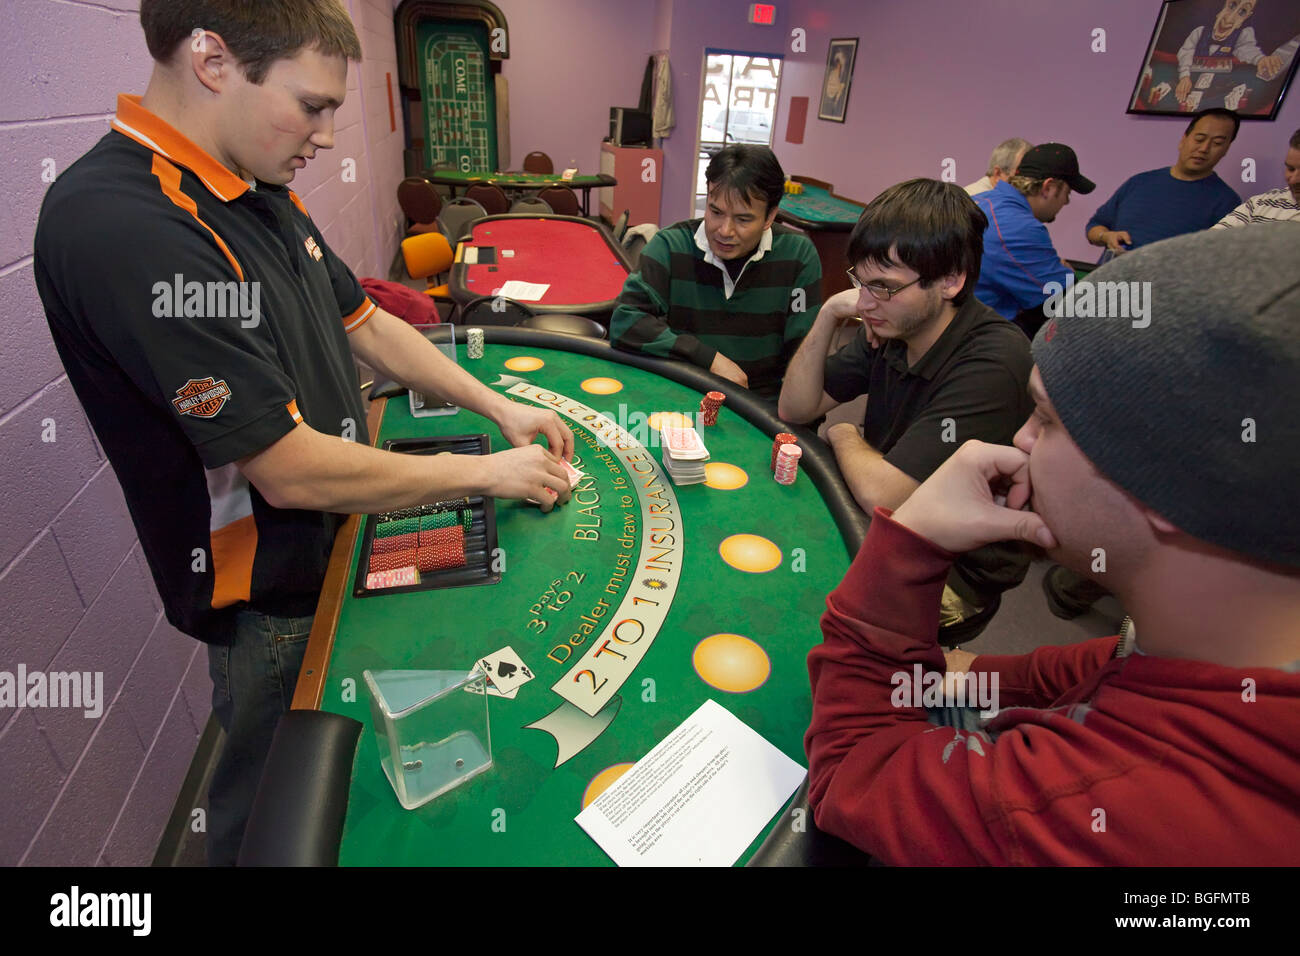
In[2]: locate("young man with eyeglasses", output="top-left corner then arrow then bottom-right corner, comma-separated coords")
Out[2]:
779,179 -> 1032,637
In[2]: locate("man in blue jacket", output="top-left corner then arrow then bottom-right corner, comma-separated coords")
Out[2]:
972,143 -> 1096,336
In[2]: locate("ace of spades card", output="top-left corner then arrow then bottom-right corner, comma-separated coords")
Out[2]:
475,646 -> 534,697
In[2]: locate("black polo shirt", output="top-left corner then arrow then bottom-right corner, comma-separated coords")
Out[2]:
823,296 -> 1034,602
34,94 -> 375,641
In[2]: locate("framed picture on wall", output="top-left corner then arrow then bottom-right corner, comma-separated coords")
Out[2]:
818,38 -> 858,122
1127,0 -> 1300,119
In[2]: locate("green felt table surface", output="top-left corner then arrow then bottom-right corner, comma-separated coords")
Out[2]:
777,183 -> 864,226
428,169 -> 611,187
317,342 -> 852,866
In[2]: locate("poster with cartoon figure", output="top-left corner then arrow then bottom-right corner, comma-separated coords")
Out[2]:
1128,0 -> 1300,119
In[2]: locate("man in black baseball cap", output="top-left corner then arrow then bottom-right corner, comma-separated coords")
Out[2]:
1016,143 -> 1097,195
971,142 -> 1095,336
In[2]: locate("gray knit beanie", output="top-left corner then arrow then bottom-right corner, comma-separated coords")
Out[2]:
1032,225 -> 1300,568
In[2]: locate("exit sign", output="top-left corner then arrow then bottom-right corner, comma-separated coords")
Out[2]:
749,3 -> 776,25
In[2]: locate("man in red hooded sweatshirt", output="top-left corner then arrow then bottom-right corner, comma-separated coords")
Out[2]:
805,225 -> 1300,865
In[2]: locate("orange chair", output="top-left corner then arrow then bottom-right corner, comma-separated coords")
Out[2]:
537,185 -> 580,216
464,182 -> 510,216
401,232 -> 455,300
523,151 -> 554,174
396,177 -> 442,235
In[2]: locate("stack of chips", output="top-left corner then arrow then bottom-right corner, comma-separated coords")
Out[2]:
699,391 -> 725,426
365,566 -> 420,589
774,443 -> 802,485
467,327 -> 485,359
367,502 -> 469,588
417,525 -> 466,572
771,433 -> 797,472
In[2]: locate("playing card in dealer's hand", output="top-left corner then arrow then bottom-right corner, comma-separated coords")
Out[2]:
525,458 -> 585,505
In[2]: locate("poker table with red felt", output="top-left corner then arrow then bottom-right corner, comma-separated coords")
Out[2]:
449,214 -> 631,316
289,327 -> 867,866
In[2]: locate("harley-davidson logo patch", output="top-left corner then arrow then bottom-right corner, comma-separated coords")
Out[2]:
304,236 -> 324,261
172,377 -> 232,418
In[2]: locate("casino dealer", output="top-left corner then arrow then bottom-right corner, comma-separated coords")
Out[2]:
33,0 -> 577,865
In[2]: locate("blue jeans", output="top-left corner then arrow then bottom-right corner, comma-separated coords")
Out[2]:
205,608 -> 313,866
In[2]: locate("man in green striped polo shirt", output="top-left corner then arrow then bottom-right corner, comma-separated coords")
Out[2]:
610,145 -> 822,402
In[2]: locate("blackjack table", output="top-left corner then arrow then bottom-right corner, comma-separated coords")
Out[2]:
449,214 -> 631,316
426,169 -> 617,215
288,327 -> 866,866
775,181 -> 866,300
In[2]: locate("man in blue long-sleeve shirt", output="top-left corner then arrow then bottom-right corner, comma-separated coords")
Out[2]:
1086,108 -> 1242,255
972,143 -> 1096,327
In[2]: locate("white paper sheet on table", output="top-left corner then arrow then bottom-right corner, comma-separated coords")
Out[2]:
493,280 -> 550,301
574,699 -> 806,867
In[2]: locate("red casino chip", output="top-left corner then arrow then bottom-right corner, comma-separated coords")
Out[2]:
699,390 -> 725,426
771,433 -> 797,471
370,548 -> 417,574
373,531 -> 419,555
418,525 -> 466,572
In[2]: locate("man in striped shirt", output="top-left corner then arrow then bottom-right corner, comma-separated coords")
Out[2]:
1214,128 -> 1300,227
610,145 -> 822,402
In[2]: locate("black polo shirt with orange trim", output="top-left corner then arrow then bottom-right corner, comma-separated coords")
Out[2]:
34,94 -> 376,641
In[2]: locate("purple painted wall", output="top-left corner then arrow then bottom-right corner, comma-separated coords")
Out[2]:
771,0 -> 1300,261
2,0 -> 404,866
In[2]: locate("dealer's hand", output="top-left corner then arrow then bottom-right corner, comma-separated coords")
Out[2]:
1256,54 -> 1283,81
495,400 -> 574,462
709,352 -> 749,389
1100,230 -> 1132,254
479,445 -> 571,513
1175,75 -> 1192,104
891,440 -> 1057,554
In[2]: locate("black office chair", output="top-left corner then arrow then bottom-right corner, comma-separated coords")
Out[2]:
458,294 -> 534,327
520,313 -> 607,339
612,209 -> 630,243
